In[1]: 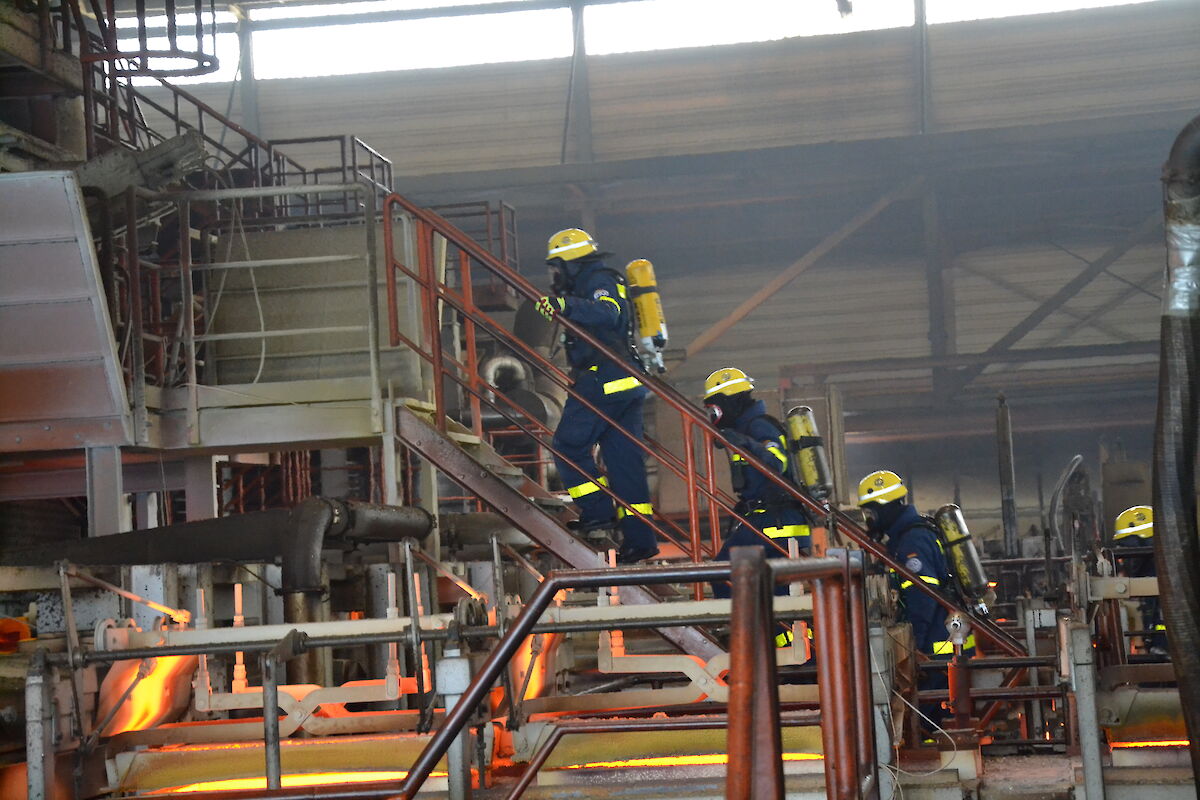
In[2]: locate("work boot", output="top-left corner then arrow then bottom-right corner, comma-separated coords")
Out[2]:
566,517 -> 616,534
616,545 -> 660,564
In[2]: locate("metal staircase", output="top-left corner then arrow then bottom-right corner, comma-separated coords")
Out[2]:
0,171 -> 132,452
380,190 -> 1029,665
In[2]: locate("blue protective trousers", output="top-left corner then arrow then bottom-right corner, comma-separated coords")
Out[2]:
551,366 -> 656,555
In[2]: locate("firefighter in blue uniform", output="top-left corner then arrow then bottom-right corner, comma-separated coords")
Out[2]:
858,469 -> 973,732
537,228 -> 658,564
1113,505 -> 1166,654
702,368 -> 811,644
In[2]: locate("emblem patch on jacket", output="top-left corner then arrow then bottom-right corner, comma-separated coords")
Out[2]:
593,288 -> 610,299
905,557 -> 922,572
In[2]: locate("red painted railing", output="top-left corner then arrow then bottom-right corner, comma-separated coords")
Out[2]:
382,191 -> 1025,654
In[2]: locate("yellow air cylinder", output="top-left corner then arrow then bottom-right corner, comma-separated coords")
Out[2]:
784,406 -> 832,501
625,259 -> 668,373
933,503 -> 991,604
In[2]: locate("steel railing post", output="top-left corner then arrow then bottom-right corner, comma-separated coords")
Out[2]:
363,186 -> 382,432
682,417 -> 703,599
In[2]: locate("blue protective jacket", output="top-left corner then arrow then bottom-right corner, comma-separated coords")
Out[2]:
883,504 -> 951,655
723,399 -> 793,506
560,259 -> 636,372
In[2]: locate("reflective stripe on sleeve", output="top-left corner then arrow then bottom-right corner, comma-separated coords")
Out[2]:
603,376 -> 642,394
931,634 -> 976,655
598,295 -> 621,312
898,575 -> 942,589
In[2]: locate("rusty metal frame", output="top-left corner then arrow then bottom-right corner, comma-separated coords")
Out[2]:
397,406 -> 723,662
381,191 -> 1025,659
388,557 -> 867,800
684,177 -> 925,359
942,212 -> 1160,395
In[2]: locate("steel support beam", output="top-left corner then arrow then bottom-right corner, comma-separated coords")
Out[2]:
958,263 -> 1132,343
781,339 -> 1158,384
922,187 -> 955,397
396,406 -> 723,661
944,212 -> 1160,394
86,446 -> 126,537
562,1 -> 594,164
232,5 -> 263,137
685,177 -> 924,359
0,460 -> 185,502
184,456 -> 220,521
1070,622 -> 1106,800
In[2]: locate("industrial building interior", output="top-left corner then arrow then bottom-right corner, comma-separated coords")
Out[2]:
1,0 -> 1199,797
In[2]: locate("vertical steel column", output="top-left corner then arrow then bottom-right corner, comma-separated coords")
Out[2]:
997,394 -> 1019,558
703,429 -> 721,555
86,445 -> 125,537
124,188 -> 148,443
178,198 -> 199,444
845,551 -> 878,796
260,651 -> 282,790
363,187 -> 383,432
683,418 -> 703,599
1069,622 -> 1106,800
261,629 -> 304,791
460,250 -> 483,438
949,652 -> 972,730
725,546 -> 782,800
814,572 -> 859,800
417,221 -> 446,429
25,651 -> 54,800
438,646 -> 474,800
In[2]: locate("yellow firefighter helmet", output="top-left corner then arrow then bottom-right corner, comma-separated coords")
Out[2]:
546,228 -> 598,262
703,367 -> 754,400
857,470 -> 908,506
1114,505 -> 1153,540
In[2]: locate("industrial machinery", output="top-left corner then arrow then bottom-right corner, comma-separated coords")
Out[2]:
0,1 -> 1195,797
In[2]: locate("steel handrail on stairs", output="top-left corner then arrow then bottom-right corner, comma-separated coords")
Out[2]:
382,192 -> 1026,658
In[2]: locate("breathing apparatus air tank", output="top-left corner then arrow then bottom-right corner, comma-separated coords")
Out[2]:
784,406 -> 832,502
625,259 -> 668,373
932,503 -> 992,615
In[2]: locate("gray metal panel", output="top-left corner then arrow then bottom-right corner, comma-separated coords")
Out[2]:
0,172 -> 131,450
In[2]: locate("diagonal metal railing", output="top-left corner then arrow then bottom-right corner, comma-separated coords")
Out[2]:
382,191 -> 1025,659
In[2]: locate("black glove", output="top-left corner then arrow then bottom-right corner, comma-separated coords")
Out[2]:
722,430 -> 755,450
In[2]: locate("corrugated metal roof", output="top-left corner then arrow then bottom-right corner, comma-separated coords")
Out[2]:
136,1 -> 1200,178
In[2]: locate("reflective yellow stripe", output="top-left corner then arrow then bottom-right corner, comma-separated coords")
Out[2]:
617,502 -> 654,519
931,634 -> 976,655
1154,624 -> 1167,631
764,525 -> 810,539
775,630 -> 794,647
616,284 -> 627,298
730,454 -> 745,462
599,295 -> 621,312
898,575 -> 942,589
603,376 -> 642,394
567,476 -> 607,499
766,441 -> 788,468
588,365 -> 598,371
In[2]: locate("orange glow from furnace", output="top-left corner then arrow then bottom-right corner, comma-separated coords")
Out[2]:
1110,740 -> 1190,748
565,753 -> 822,769
99,656 -> 196,736
511,634 -> 557,700
151,770 -> 446,793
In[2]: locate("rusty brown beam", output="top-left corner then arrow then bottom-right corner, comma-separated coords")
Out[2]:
684,176 -> 924,359
943,212 -> 1160,394
396,406 -> 723,662
781,339 -> 1158,383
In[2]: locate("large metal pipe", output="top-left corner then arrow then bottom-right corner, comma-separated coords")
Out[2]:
1,497 -> 432,599
1153,111 -> 1200,780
